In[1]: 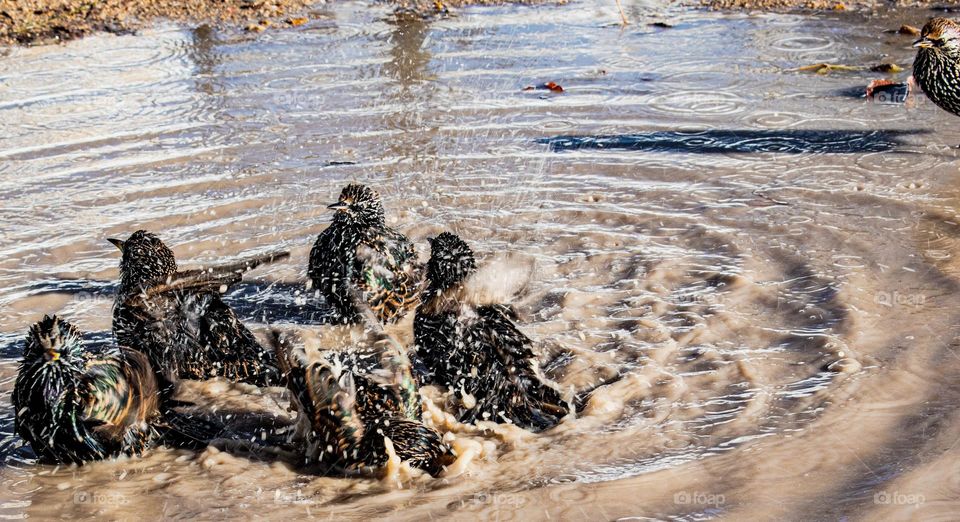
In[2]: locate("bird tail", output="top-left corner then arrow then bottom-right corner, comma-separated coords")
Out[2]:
481,342 -> 572,432
266,330 -> 366,466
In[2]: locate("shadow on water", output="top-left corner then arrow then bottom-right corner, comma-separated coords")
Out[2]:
5,278 -> 335,327
188,24 -> 225,97
538,129 -> 930,154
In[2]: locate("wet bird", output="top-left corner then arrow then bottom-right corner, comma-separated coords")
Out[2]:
308,184 -> 422,325
12,316 -> 217,464
913,17 -> 960,118
414,232 -> 569,432
271,328 -> 453,476
110,230 -> 286,394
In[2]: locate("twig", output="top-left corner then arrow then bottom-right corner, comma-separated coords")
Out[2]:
615,0 -> 629,26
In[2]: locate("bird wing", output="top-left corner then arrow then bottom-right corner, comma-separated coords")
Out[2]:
193,292 -> 281,386
79,349 -> 159,453
463,306 -> 570,431
354,229 -> 423,323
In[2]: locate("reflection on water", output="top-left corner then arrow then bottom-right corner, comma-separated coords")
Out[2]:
539,129 -> 929,154
1,1 -> 960,520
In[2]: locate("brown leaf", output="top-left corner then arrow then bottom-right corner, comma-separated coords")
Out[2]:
544,82 -> 564,92
286,17 -> 308,26
871,63 -> 903,73
898,24 -> 920,36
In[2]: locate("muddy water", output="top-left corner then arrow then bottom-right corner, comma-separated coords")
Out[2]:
2,1 -> 960,520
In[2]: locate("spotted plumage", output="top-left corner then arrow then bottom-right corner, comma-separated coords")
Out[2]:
110,230 -> 283,394
271,330 -> 453,476
414,232 -> 569,432
913,17 -> 960,117
308,184 -> 422,325
12,316 -> 187,463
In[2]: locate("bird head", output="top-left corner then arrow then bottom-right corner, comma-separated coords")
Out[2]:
23,315 -> 86,368
108,230 -> 178,291
426,232 -> 477,292
914,18 -> 960,57
328,184 -> 386,229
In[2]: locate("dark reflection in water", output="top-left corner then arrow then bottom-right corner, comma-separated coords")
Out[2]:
381,13 -> 439,168
7,278 -> 333,327
188,24 -> 224,96
383,13 -> 433,90
539,129 -> 929,154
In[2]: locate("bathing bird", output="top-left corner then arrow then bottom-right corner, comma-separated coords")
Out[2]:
110,230 -> 286,395
308,184 -> 422,325
13,316 -> 218,463
414,232 -> 569,432
270,329 -> 454,476
913,17 -> 960,118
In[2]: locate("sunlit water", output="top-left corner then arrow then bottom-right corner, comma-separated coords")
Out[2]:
2,1 -> 960,519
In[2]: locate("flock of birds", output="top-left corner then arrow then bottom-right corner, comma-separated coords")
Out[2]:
11,14 -> 960,481
12,183 -> 570,477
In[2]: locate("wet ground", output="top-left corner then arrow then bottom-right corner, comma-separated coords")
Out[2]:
2,1 -> 960,520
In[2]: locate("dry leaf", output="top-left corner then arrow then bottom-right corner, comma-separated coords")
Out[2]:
898,24 -> 920,36
286,17 -> 308,26
871,63 -> 903,73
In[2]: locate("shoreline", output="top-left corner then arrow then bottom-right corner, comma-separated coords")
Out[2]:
0,0 -> 562,47
1,0 -> 956,47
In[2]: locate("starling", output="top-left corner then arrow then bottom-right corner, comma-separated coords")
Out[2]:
271,329 -> 454,476
308,184 -> 422,325
913,17 -> 960,118
414,232 -> 569,432
110,230 -> 286,394
12,316 -> 217,464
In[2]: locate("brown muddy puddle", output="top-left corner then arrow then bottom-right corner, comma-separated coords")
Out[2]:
2,1 -> 960,520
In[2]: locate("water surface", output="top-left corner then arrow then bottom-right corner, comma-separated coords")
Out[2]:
1,2 -> 959,519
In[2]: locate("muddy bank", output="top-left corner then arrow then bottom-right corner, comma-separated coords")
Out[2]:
0,0 -> 560,46
703,0 -> 959,12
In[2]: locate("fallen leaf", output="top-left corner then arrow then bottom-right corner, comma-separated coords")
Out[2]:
796,63 -> 859,74
898,24 -> 920,36
286,17 -> 308,26
544,82 -> 564,92
871,63 -> 903,73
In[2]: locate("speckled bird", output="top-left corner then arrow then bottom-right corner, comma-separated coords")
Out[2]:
272,330 -> 453,476
308,184 -> 422,325
110,230 -> 283,394
414,232 -> 569,432
913,17 -> 960,118
12,316 -> 205,463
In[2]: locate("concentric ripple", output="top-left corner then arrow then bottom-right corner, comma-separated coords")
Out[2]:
0,1 -> 959,521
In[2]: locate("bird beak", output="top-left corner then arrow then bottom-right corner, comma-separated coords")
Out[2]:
914,38 -> 934,49
107,238 -> 125,252
327,202 -> 349,211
